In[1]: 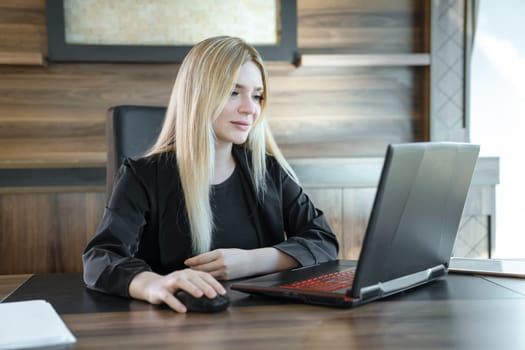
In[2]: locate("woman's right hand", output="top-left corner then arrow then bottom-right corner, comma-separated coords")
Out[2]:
128,269 -> 226,313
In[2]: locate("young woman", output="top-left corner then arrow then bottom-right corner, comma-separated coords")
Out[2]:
83,36 -> 338,313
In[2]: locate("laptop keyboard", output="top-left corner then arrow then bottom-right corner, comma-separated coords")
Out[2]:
280,268 -> 356,292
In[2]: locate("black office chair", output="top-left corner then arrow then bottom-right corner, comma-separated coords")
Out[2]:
106,105 -> 166,197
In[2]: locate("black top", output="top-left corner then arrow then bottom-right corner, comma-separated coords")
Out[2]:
82,145 -> 339,297
211,165 -> 259,250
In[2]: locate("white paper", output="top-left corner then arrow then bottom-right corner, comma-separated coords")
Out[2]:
0,300 -> 76,349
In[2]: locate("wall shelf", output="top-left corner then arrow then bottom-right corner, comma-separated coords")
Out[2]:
298,53 -> 431,67
0,52 -> 45,66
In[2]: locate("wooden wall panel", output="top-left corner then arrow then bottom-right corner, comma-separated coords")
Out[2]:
298,0 -> 427,53
342,188 -> 376,259
0,192 -> 105,274
303,188 -> 344,258
0,0 -> 46,54
0,63 -> 176,166
0,63 -> 427,162
267,66 -> 426,157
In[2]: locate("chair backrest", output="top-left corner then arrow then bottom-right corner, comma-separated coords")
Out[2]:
106,105 -> 166,197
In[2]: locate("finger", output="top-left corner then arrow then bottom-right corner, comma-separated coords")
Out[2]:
187,259 -> 224,273
172,277 -> 204,298
189,272 -> 228,298
169,269 -> 225,296
199,272 -> 227,295
163,292 -> 188,313
189,262 -> 229,281
184,250 -> 219,266
188,275 -> 219,298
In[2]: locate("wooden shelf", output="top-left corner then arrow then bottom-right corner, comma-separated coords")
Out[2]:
0,154 -> 106,169
0,52 -> 45,66
299,53 -> 431,67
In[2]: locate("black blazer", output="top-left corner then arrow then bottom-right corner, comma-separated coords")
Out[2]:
83,146 -> 339,297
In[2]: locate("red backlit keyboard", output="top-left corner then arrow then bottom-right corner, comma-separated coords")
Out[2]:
280,268 -> 356,292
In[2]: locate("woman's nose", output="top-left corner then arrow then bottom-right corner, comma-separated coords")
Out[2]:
238,95 -> 257,115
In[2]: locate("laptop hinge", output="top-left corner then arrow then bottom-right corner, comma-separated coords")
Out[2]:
358,284 -> 382,300
357,265 -> 447,300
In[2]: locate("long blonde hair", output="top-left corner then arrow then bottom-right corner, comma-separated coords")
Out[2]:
149,36 -> 297,254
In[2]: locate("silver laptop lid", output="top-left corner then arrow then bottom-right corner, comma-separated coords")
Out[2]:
350,142 -> 480,299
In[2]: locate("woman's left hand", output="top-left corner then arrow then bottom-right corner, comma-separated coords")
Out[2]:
185,247 -> 299,280
184,248 -> 253,280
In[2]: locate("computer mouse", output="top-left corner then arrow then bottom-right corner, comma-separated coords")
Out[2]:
174,290 -> 231,313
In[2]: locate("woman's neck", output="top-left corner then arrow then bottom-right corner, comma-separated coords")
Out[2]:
212,142 -> 235,185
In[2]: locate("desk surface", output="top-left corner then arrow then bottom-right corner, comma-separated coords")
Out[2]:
2,273 -> 525,350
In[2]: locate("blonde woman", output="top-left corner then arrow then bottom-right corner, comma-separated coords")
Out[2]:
83,36 -> 338,313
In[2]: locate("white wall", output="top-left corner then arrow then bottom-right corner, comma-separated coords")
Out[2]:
470,0 -> 525,258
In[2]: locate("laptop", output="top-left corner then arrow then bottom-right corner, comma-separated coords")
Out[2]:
231,142 -> 480,308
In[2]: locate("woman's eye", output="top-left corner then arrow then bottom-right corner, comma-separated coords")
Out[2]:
231,91 -> 239,97
253,95 -> 264,101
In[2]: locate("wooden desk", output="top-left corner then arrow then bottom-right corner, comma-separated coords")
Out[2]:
1,273 -> 525,350
0,274 -> 29,300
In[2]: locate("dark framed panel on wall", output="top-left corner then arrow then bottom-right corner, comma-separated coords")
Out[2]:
45,0 -> 297,63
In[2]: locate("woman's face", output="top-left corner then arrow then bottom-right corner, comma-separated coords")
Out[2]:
213,61 -> 264,147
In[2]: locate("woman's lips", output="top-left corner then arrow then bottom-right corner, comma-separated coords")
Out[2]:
231,121 -> 251,131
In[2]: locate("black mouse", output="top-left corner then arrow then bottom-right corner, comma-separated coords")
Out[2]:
175,290 -> 231,313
